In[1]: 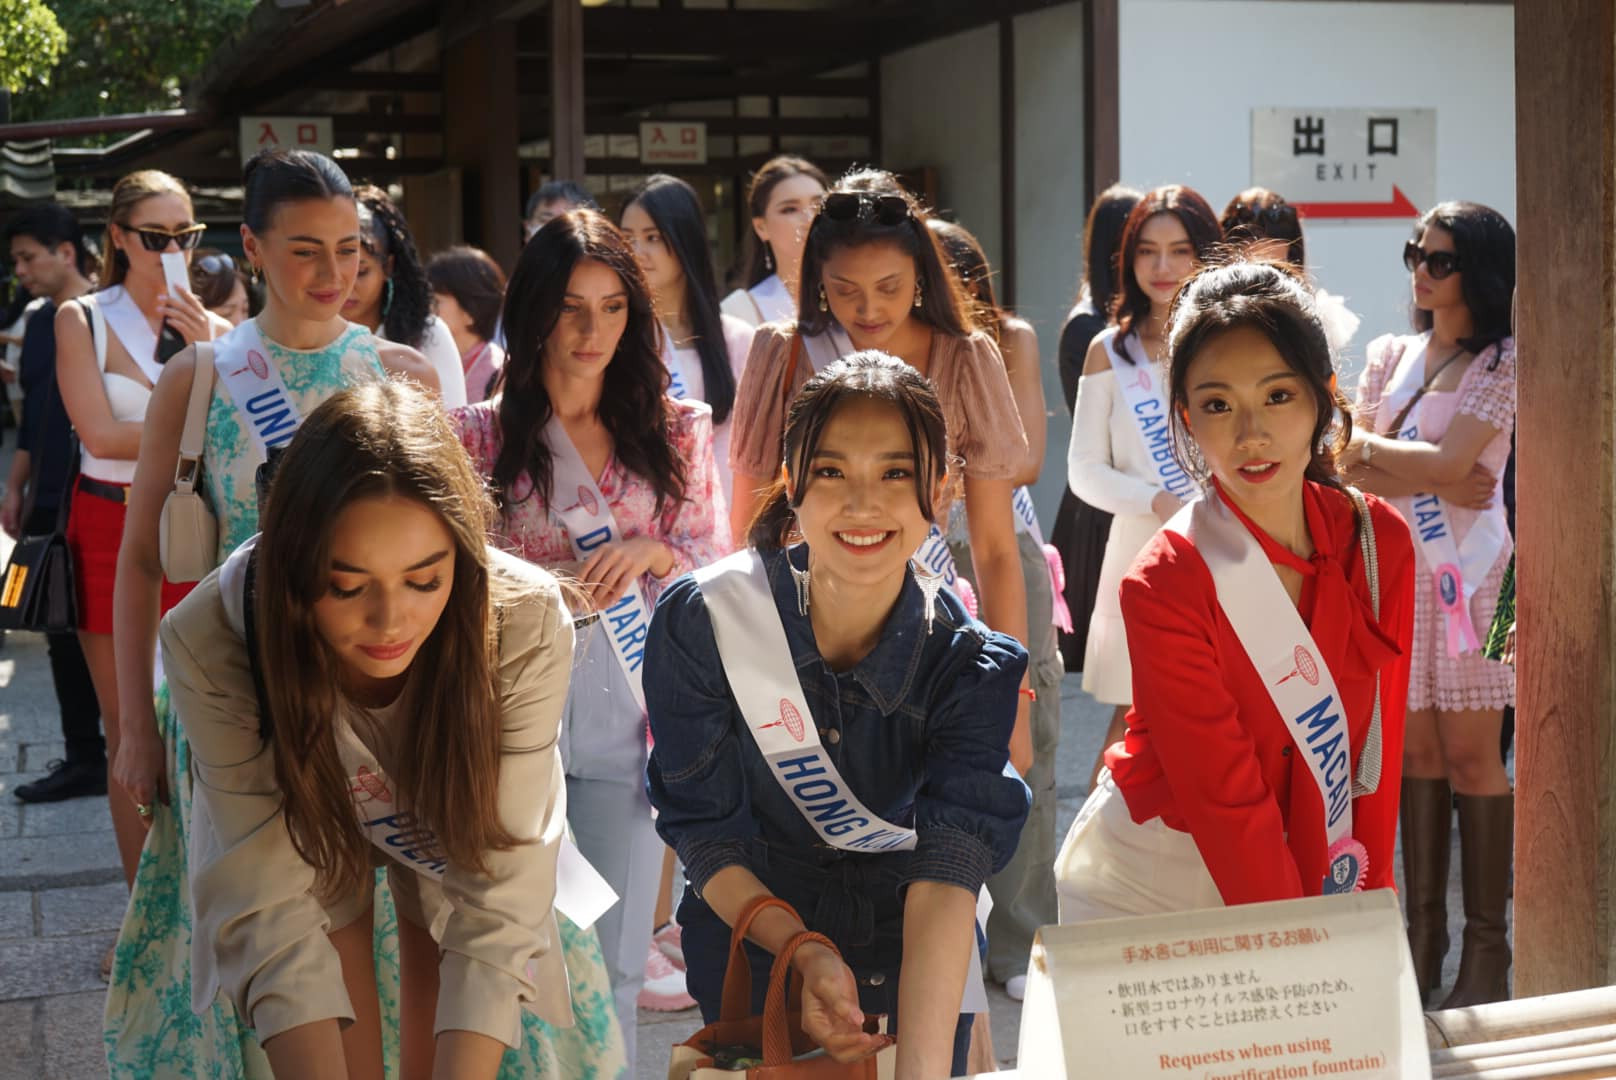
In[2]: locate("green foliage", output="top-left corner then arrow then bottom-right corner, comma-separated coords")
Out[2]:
0,0 -> 68,94
11,0 -> 258,123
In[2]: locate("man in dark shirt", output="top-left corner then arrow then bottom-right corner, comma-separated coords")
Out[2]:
3,203 -> 104,802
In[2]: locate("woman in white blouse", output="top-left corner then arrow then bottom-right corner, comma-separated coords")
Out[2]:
162,383 -> 573,1079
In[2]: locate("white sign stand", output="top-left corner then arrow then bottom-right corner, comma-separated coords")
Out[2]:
1015,890 -> 1430,1080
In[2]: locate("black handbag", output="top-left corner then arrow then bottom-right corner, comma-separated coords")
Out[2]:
0,439 -> 79,633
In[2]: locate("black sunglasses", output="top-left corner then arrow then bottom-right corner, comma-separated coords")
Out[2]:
819,192 -> 911,227
126,224 -> 207,252
1403,241 -> 1461,280
194,253 -> 236,278
1244,202 -> 1298,227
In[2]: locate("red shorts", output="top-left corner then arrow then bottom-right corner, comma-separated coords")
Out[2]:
65,477 -> 193,635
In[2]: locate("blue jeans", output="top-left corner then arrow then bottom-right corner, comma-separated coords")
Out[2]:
678,837 -> 974,1075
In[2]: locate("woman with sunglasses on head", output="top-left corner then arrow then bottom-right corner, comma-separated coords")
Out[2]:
620,174 -> 754,505
647,353 -> 1030,1080
1346,201 -> 1517,1008
721,155 -> 829,328
53,169 -> 231,897
165,382 -> 576,1080
1065,184 -> 1221,788
729,169 -> 1035,774
453,209 -> 727,1069
1220,188 -> 1360,352
426,245 -> 507,404
344,185 -> 468,409
1056,260 -> 1415,928
189,248 -> 253,326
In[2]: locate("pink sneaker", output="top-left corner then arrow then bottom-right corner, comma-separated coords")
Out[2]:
638,942 -> 696,1011
653,921 -> 685,970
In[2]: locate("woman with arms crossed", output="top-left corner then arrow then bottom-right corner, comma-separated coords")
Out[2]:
647,353 -> 1029,1079
1057,260 -> 1415,920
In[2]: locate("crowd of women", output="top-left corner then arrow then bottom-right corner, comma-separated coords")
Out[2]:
4,138 -> 1517,1078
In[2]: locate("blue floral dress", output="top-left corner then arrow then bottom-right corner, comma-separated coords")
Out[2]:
103,320 -> 627,1079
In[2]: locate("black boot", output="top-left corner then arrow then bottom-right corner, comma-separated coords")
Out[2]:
13,758 -> 107,803
1399,777 -> 1452,1004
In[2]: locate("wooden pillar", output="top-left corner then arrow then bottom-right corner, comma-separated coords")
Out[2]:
1083,0 -> 1120,207
550,0 -> 586,184
998,15 -> 1016,307
443,22 -> 520,269
1512,0 -> 1616,997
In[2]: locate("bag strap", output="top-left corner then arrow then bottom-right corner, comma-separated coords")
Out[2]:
174,342 -> 216,495
1385,341 -> 1464,436
242,547 -> 274,741
720,894 -> 802,1022
780,332 -> 804,420
763,931 -> 849,1066
1345,485 -> 1383,798
77,295 -> 108,374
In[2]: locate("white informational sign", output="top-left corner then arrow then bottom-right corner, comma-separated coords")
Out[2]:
1252,107 -> 1435,220
239,116 -> 335,165
1017,890 -> 1430,1079
640,121 -> 708,165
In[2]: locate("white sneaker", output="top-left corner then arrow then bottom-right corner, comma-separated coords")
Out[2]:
1004,974 -> 1027,1001
637,942 -> 696,1011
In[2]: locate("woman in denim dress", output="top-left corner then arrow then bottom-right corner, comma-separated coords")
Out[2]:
645,353 -> 1030,1079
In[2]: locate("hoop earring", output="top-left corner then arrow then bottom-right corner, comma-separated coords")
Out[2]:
787,548 -> 812,616
818,285 -> 829,313
382,278 -> 395,319
913,277 -> 924,309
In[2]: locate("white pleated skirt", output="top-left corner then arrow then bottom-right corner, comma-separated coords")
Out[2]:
1054,770 -> 1223,924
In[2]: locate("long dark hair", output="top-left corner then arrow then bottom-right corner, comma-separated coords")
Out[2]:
494,209 -> 687,515
355,184 -> 432,349
1411,200 -> 1515,358
426,245 -> 507,344
749,351 -> 948,549
1076,183 -> 1142,319
796,168 -> 973,339
242,148 -> 353,234
742,155 -> 829,288
927,218 -> 1007,343
1166,260 -> 1353,492
1113,184 -> 1222,350
622,174 -> 736,424
256,382 -> 522,898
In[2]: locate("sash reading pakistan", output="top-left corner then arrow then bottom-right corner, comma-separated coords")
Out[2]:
1380,340 -> 1508,657
543,416 -> 653,713
693,548 -> 990,1011
1109,332 -> 1197,501
213,321 -> 306,458
1165,490 -> 1372,894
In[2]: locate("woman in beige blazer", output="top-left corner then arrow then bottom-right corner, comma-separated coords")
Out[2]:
160,381 -> 577,1080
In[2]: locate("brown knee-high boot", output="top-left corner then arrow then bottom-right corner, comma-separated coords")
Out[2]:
1439,792 -> 1514,1009
1400,778 -> 1452,1003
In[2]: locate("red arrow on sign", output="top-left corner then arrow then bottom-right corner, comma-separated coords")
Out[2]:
1294,185 -> 1419,220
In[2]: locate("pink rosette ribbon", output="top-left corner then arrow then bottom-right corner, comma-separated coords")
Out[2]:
1433,562 -> 1481,658
1043,543 -> 1074,633
953,577 -> 979,620
1323,836 -> 1369,895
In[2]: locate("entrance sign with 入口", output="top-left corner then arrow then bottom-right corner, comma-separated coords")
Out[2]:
640,121 -> 707,165
1252,107 -> 1435,219
1017,890 -> 1430,1079
239,116 -> 334,165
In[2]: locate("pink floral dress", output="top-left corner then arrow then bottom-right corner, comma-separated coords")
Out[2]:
1358,332 -> 1515,713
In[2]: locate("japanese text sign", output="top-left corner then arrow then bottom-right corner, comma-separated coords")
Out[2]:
1252,107 -> 1435,219
1017,890 -> 1430,1079
239,116 -> 334,165
640,121 -> 707,165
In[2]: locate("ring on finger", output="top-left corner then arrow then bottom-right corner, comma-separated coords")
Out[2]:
134,802 -> 153,819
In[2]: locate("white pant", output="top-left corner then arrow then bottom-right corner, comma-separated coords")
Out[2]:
1054,770 -> 1222,923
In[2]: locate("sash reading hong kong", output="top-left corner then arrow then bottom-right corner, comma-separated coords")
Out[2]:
1379,341 -> 1508,657
213,321 -> 306,458
1165,490 -> 1368,894
1108,332 -> 1197,501
542,416 -> 653,713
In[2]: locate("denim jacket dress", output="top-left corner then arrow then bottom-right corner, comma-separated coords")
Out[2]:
644,545 -> 1030,1014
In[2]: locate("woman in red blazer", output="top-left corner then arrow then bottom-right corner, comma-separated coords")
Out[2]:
1055,260 -> 1415,917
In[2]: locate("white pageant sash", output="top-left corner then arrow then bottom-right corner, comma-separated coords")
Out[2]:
1165,490 -> 1368,894
542,416 -> 652,712
748,275 -> 795,326
659,330 -> 695,400
1108,333 -> 1197,501
1380,340 -> 1507,657
214,320 -> 306,458
96,285 -> 165,385
800,325 -> 855,374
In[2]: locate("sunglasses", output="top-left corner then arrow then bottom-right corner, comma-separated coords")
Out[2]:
124,223 -> 207,252
1403,241 -> 1461,280
194,253 -> 236,278
1242,202 -> 1298,227
819,192 -> 912,227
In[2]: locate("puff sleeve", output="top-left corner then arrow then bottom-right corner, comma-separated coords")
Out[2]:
728,321 -> 808,479
939,332 -> 1027,481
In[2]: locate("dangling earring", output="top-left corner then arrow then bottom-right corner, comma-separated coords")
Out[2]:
910,559 -> 944,634
764,244 -> 774,273
818,285 -> 829,313
381,278 -> 395,319
913,277 -> 924,309
788,548 -> 812,616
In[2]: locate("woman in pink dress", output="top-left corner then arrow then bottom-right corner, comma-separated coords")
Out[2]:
1347,200 -> 1516,1008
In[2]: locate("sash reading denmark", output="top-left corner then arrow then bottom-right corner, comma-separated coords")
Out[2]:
1164,489 -> 1373,894
213,320 -> 306,458
1108,331 -> 1197,501
542,416 -> 653,713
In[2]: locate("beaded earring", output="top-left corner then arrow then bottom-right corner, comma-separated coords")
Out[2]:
764,244 -> 774,272
913,277 -> 924,309
818,285 -> 829,313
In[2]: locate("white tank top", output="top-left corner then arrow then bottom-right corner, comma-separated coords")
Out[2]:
78,287 -> 159,484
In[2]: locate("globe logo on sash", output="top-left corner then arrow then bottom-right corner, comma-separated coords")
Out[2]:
1277,644 -> 1320,687
247,350 -> 269,379
577,485 -> 598,516
349,765 -> 392,805
778,699 -> 805,742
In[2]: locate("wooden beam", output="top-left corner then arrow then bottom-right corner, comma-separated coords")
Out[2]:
1513,0 -> 1616,997
998,15 -> 1016,307
331,114 -> 442,137
578,115 -> 869,137
514,69 -> 873,101
550,0 -> 585,182
1083,0 -> 1120,206
303,71 -> 442,94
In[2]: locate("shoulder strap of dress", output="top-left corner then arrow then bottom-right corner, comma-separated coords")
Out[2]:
77,294 -> 107,374
780,331 -> 803,417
